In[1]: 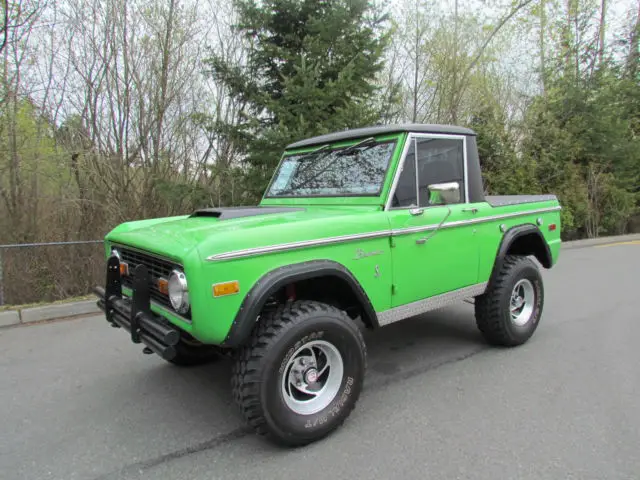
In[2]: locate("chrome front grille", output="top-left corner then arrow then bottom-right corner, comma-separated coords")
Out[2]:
116,246 -> 188,317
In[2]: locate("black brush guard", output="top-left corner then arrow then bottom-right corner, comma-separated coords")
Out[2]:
94,255 -> 180,360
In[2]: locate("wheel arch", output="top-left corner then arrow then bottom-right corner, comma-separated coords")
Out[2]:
489,224 -> 552,286
222,260 -> 378,347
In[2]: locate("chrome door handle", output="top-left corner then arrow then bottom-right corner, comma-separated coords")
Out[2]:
416,238 -> 426,245
409,208 -> 424,216
462,208 -> 478,214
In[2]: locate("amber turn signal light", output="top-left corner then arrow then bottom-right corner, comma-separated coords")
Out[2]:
157,278 -> 169,295
120,263 -> 129,276
213,281 -> 240,297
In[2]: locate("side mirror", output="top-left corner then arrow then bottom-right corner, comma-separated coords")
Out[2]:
428,182 -> 461,205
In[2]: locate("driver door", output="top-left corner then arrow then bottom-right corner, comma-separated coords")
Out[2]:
387,134 -> 480,308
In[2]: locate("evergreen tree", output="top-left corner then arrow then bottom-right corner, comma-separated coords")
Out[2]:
205,0 -> 392,199
520,65 -> 640,238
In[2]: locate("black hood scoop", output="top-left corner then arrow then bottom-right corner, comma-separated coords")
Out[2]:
190,206 -> 305,220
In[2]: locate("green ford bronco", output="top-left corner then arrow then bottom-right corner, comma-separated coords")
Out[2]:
95,124 -> 561,446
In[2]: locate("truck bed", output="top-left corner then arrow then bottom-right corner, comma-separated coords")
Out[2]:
485,195 -> 557,207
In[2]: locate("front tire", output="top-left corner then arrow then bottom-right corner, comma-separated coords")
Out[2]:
232,301 -> 366,446
475,255 -> 544,346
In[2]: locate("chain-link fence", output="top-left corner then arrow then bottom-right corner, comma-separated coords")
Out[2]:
0,240 -> 105,306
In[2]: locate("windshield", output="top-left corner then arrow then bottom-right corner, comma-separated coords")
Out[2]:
266,140 -> 397,197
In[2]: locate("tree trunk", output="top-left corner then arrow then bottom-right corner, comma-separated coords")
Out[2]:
598,0 -> 607,65
539,0 -> 547,92
450,0 -> 459,124
627,1 -> 640,77
153,0 -> 177,166
412,1 -> 419,123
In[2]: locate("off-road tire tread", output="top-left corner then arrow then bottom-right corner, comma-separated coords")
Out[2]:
231,300 -> 366,445
475,255 -> 538,346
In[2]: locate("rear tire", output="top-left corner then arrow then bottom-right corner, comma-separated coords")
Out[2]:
475,255 -> 544,346
232,300 -> 366,446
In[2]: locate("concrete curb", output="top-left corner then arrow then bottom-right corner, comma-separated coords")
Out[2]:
0,299 -> 100,328
0,233 -> 638,328
0,310 -> 21,328
20,300 -> 100,324
561,233 -> 640,250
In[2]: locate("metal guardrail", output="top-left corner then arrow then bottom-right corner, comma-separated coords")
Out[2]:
0,240 -> 103,306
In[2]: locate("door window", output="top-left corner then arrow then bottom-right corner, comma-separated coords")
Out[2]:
390,143 -> 417,208
391,136 -> 465,208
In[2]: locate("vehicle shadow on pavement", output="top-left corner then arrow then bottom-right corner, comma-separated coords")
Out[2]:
114,304 -> 485,430
45,305 -> 490,479
362,304 -> 486,386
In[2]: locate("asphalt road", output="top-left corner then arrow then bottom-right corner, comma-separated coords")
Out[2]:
2,240 -> 640,480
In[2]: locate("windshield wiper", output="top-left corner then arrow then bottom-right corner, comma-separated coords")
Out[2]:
277,144 -> 336,195
296,143 -> 332,161
336,137 -> 378,156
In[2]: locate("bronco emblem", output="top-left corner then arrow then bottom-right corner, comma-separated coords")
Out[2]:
354,248 -> 383,260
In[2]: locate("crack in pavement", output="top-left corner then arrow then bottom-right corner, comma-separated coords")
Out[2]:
92,346 -> 486,480
366,346 -> 487,392
93,427 -> 252,480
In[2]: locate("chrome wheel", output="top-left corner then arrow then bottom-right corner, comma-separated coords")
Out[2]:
510,279 -> 535,326
281,340 -> 344,415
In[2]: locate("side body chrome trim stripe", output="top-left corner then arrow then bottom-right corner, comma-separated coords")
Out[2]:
207,230 -> 390,261
206,205 -> 561,261
390,205 -> 562,237
377,282 -> 488,326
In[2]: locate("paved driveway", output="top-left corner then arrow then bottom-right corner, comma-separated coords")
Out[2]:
1,241 -> 639,479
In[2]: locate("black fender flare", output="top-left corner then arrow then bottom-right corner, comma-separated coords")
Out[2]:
221,260 -> 378,347
489,224 -> 552,286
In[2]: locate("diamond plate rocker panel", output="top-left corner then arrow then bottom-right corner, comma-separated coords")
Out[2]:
377,282 -> 488,326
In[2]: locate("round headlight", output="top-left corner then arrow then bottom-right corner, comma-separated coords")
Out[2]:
168,269 -> 190,314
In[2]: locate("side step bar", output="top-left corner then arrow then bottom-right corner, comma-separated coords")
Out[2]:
94,255 -> 180,360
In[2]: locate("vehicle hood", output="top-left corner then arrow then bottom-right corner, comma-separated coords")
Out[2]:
105,205 -> 388,262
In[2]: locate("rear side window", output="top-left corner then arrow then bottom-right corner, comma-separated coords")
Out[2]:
391,137 -> 465,208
